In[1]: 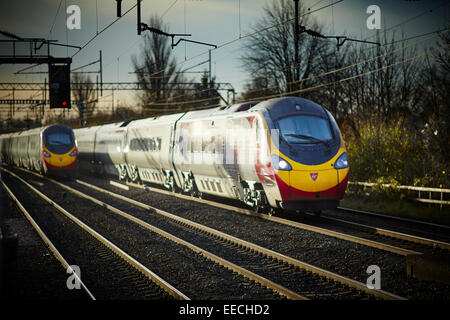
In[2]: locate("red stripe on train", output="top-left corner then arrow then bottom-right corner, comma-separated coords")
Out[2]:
275,172 -> 348,200
44,158 -> 77,170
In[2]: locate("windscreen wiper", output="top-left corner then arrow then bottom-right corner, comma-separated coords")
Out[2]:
278,134 -> 298,156
285,133 -> 330,147
51,141 -> 66,145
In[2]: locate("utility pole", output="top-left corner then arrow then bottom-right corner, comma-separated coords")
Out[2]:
99,50 -> 103,96
293,0 -> 299,92
137,0 -> 141,35
112,89 -> 114,114
209,49 -> 212,88
42,78 -> 46,124
80,98 -> 84,128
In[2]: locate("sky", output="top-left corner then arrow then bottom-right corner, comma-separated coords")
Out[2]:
0,0 -> 449,119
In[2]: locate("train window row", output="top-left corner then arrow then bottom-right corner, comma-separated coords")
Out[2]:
130,137 -> 162,152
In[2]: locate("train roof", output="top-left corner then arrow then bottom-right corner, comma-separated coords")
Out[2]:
0,123 -> 76,138
250,97 -> 329,119
74,97 -> 329,131
175,101 -> 262,122
1,125 -> 48,138
91,101 -> 264,129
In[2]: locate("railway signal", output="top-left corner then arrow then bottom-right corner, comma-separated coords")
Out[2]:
49,63 -> 71,109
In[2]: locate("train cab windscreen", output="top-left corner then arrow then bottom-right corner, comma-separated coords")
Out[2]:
276,115 -> 333,145
43,125 -> 75,154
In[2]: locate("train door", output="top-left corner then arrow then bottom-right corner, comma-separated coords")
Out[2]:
121,128 -> 133,180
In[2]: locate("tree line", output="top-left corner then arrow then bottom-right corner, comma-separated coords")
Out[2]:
1,1 -> 447,187
239,0 -> 449,187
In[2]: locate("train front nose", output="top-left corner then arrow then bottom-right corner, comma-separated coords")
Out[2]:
288,168 -> 347,200
272,152 -> 349,211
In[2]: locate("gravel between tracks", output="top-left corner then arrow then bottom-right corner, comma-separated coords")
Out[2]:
60,180 -> 374,299
3,175 -> 178,300
73,174 -> 450,300
1,188 -> 88,300
5,170 -> 283,300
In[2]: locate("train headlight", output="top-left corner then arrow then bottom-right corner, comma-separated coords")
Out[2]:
42,150 -> 51,158
271,155 -> 292,171
70,148 -> 78,157
334,152 -> 348,169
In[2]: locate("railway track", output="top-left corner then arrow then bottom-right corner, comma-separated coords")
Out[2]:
61,179 -> 402,300
2,182 -> 94,300
7,166 -> 450,299
2,168 -> 187,300
311,211 -> 450,253
1,183 -> 89,300
63,174 -> 450,299
5,166 -> 405,300
2,167 -> 290,300
328,207 -> 450,247
123,178 -> 449,256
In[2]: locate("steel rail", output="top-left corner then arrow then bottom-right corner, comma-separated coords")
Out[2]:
71,178 -> 405,300
338,206 -> 450,230
10,167 -> 305,299
44,178 -> 307,300
10,167 -> 406,299
122,181 -> 420,256
1,168 -> 189,300
1,181 -> 96,300
327,210 -> 450,250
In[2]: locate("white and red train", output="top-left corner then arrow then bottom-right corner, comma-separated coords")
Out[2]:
74,97 -> 349,214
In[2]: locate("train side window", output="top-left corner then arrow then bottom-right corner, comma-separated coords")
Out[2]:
149,138 -> 155,151
139,138 -> 146,151
157,137 -> 162,151
130,139 -> 138,151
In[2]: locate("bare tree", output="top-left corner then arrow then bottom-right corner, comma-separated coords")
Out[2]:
419,30 -> 450,172
240,0 -> 329,98
240,75 -> 278,101
131,15 -> 184,112
321,31 -> 423,136
71,73 -> 97,128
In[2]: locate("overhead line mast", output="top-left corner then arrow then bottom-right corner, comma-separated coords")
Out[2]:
135,0 -> 216,49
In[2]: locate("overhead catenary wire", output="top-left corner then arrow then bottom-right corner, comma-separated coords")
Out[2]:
133,0 -> 344,76
130,0 -> 346,110
6,1 -> 446,122
144,29 -> 447,108
137,0 -> 447,85
136,22 -> 449,86
4,25 -> 436,119
5,37 -> 441,121
71,1 -> 139,59
47,0 -> 63,38
143,41 -> 448,111
161,0 -> 179,19
102,0 -> 184,75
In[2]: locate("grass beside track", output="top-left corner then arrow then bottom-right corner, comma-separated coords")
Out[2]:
341,194 -> 450,226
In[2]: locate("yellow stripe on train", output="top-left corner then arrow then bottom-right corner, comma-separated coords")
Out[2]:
274,147 -> 349,193
42,146 -> 77,168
